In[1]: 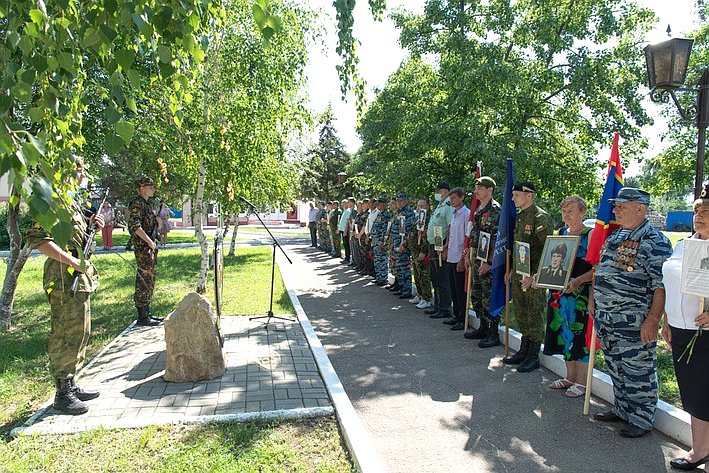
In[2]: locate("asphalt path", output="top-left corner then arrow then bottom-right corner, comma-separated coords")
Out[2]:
279,243 -> 689,473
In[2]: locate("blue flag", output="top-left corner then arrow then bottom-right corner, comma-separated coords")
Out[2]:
489,158 -> 516,318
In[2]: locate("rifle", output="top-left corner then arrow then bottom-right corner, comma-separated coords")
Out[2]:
71,187 -> 110,296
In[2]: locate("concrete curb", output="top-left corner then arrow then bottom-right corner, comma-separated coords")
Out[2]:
469,312 -> 691,447
278,257 -> 386,473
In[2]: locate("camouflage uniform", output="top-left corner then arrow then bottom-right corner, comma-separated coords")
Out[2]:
26,202 -> 99,381
317,207 -> 328,252
407,212 -> 432,301
371,207 -> 391,285
128,195 -> 158,309
511,204 -> 553,343
355,209 -> 369,272
349,208 -> 360,266
328,207 -> 341,257
593,219 -> 672,431
391,204 -> 416,296
469,199 -> 501,326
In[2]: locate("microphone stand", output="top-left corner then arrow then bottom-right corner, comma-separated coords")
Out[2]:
242,199 -> 294,327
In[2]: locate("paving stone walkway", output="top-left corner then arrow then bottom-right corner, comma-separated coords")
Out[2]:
14,316 -> 332,436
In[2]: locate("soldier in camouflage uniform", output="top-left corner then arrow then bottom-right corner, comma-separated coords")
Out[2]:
408,199 -> 432,306
348,201 -> 361,267
384,197 -> 399,291
128,177 -> 163,327
317,202 -> 328,252
370,198 -> 391,286
591,188 -> 672,438
503,182 -> 553,372
391,193 -> 417,298
328,201 -> 341,258
363,199 -> 377,277
26,156 -> 102,415
355,200 -> 370,273
464,177 -> 502,347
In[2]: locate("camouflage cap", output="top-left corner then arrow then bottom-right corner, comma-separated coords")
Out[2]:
395,192 -> 407,200
475,176 -> 496,188
608,187 -> 650,205
135,176 -> 155,188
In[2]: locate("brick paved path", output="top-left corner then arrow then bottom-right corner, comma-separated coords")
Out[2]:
14,316 -> 332,436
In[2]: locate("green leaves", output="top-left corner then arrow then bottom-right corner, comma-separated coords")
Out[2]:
252,0 -> 283,44
115,120 -> 135,144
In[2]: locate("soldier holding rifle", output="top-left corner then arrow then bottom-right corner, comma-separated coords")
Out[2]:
128,176 -> 163,327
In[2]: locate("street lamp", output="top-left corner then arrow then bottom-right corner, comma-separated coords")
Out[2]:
337,171 -> 347,185
644,36 -> 709,200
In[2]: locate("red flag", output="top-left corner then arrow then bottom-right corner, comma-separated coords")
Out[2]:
585,132 -> 624,349
464,161 -> 482,291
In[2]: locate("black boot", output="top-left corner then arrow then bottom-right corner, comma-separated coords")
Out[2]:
147,306 -> 164,323
517,342 -> 542,372
69,378 -> 100,401
502,337 -> 530,365
53,378 -> 89,415
136,306 -> 161,326
464,319 -> 489,340
478,321 -> 501,348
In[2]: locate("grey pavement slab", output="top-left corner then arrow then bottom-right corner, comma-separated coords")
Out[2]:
14,316 -> 332,436
279,244 -> 690,473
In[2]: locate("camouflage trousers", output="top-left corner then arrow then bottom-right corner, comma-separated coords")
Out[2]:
511,275 -> 546,342
412,257 -> 432,300
134,245 -> 156,308
317,225 -> 327,251
594,310 -> 658,430
48,289 -> 91,379
373,242 -> 389,284
329,227 -> 341,256
471,258 -> 493,323
395,249 -> 412,295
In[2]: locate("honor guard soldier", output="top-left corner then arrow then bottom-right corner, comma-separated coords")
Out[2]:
591,188 -> 672,438
26,156 -> 102,414
328,200 -> 342,258
408,199 -> 433,308
390,193 -> 417,299
371,198 -> 391,286
128,176 -> 163,327
464,177 -> 502,347
504,182 -> 552,371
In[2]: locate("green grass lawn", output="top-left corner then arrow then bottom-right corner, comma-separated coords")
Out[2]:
0,246 -> 300,437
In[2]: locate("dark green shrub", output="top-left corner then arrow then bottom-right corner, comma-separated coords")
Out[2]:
0,203 -> 34,251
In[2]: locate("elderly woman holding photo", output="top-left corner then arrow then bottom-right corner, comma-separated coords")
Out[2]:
661,187 -> 709,471
543,196 -> 594,398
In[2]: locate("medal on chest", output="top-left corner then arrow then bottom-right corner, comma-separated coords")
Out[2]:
610,239 -> 639,272
524,223 -> 533,235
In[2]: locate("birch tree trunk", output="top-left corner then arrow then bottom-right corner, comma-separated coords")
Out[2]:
1,189 -> 31,331
194,157 -> 209,294
229,213 -> 239,256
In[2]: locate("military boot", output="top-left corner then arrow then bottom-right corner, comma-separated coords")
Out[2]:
517,341 -> 542,372
464,319 -> 489,340
136,306 -> 161,326
502,337 -> 530,365
53,378 -> 89,415
478,321 -> 501,348
69,378 -> 100,401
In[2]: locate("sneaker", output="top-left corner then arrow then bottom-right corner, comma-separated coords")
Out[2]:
416,300 -> 432,309
408,296 -> 421,304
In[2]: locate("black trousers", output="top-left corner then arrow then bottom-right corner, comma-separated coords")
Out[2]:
429,247 -> 452,314
343,232 -> 351,260
447,261 -> 466,323
308,222 -> 317,246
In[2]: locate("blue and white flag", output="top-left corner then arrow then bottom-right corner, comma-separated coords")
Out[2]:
489,158 -> 516,318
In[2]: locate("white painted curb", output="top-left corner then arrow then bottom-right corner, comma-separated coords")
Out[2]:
278,255 -> 386,473
468,310 -> 691,446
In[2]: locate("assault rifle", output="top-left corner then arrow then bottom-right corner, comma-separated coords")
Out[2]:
71,187 -> 110,296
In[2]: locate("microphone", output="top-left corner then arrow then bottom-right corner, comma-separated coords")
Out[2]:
240,196 -> 256,208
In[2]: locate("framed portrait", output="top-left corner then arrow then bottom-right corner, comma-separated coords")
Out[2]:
477,231 -> 491,262
433,225 -> 444,251
535,235 -> 580,291
681,239 -> 709,298
416,209 -> 427,232
398,215 -> 406,236
514,242 -> 531,276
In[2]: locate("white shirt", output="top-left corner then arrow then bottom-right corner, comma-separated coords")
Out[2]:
662,238 -> 707,330
365,208 -> 379,235
308,208 -> 318,223
447,205 -> 470,263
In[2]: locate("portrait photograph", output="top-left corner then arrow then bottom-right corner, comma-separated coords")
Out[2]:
681,239 -> 709,298
398,215 -> 406,236
416,209 -> 427,232
514,241 -> 531,277
477,231 -> 491,262
433,225 -> 444,251
535,235 -> 580,290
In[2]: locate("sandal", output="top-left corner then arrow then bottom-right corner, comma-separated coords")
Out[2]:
564,383 -> 586,398
549,378 -> 573,390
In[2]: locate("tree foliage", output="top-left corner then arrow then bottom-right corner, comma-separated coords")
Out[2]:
354,0 -> 657,216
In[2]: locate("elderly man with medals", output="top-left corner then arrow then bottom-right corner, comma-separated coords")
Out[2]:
590,187 -> 672,438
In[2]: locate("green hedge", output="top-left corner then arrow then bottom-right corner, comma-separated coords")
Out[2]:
0,203 -> 34,251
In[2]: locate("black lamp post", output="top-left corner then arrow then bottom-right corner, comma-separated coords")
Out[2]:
337,171 -> 347,185
645,37 -> 709,200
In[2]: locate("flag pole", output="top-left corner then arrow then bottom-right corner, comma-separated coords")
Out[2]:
504,248 -> 511,357
464,251 -> 473,332
583,324 -> 597,416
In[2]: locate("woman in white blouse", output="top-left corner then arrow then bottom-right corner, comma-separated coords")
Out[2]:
661,194 -> 709,471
